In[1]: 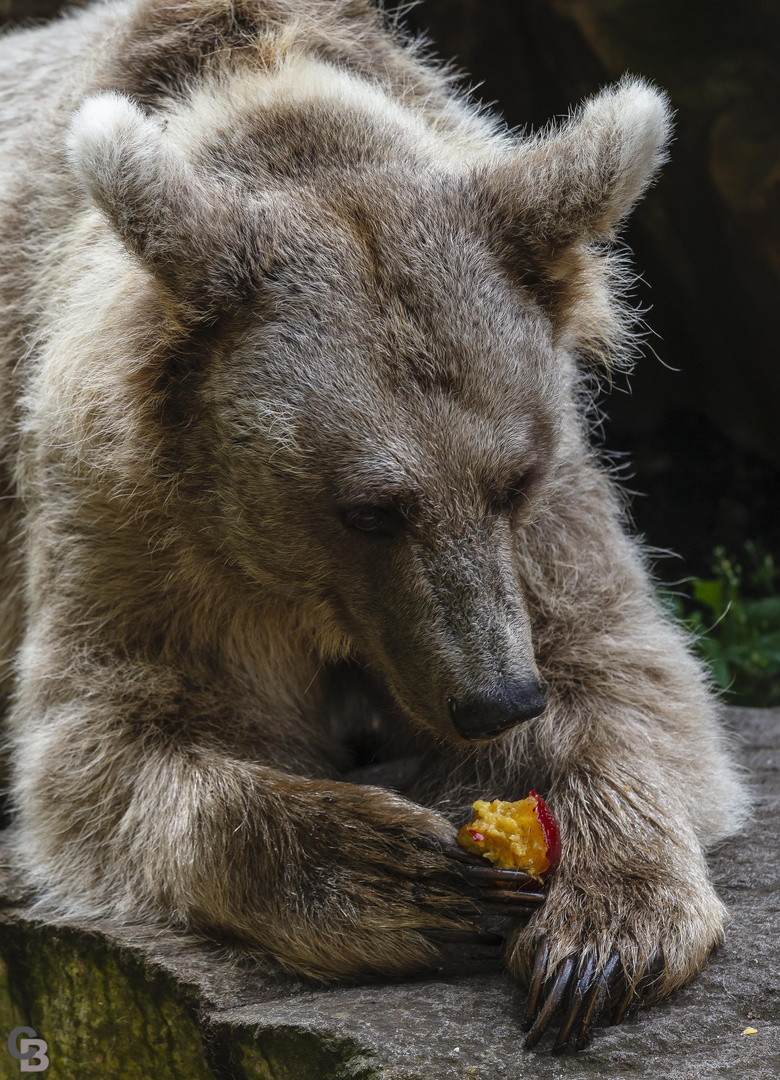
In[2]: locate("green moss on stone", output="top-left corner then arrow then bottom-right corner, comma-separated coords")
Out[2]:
0,922 -> 215,1080
236,1026 -> 382,1080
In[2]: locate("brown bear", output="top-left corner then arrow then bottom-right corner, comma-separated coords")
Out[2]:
0,0 -> 747,1052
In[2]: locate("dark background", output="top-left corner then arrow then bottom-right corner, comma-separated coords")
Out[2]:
402,0 -> 780,586
2,0 -> 779,582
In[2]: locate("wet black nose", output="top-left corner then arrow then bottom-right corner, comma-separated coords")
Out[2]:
448,679 -> 546,740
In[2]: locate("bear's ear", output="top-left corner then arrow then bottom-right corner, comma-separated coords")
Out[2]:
67,93 -> 282,319
485,77 -> 673,250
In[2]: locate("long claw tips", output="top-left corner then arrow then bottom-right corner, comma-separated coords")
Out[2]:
523,954 -> 576,1050
522,936 -> 550,1031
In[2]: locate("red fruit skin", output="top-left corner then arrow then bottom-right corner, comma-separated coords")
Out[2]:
529,789 -> 562,878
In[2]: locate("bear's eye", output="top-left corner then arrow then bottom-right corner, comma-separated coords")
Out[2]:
341,505 -> 401,537
501,472 -> 536,515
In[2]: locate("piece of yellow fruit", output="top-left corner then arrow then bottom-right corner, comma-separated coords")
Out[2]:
456,791 -> 561,881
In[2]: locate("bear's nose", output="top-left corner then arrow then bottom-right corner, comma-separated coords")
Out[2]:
448,679 -> 546,740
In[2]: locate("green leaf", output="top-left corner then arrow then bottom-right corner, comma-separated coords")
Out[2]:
692,578 -> 724,614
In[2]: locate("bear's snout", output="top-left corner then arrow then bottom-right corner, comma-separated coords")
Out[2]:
447,678 -> 546,740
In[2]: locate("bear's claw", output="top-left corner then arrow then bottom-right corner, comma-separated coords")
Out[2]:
454,881 -> 545,910
611,946 -> 665,1027
522,934 -> 550,1028
522,941 -> 665,1052
441,843 -> 545,889
523,951 -> 577,1047
440,844 -> 546,915
572,950 -> 622,1050
551,952 -> 598,1051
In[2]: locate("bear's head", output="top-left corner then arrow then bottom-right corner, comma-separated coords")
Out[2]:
67,72 -> 670,742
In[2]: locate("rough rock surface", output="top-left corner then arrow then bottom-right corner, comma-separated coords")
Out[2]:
0,707 -> 777,1079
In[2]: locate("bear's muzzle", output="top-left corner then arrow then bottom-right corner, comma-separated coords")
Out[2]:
447,678 -> 546,740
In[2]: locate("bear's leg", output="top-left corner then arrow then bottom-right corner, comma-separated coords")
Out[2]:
501,459 -> 748,1050
9,651 -> 541,979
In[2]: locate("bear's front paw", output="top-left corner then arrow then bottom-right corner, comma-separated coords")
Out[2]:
506,861 -> 728,1053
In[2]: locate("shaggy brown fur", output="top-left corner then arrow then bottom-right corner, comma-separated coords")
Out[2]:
0,0 -> 746,1028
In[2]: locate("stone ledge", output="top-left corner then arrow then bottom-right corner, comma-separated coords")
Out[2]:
0,708 -> 777,1079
